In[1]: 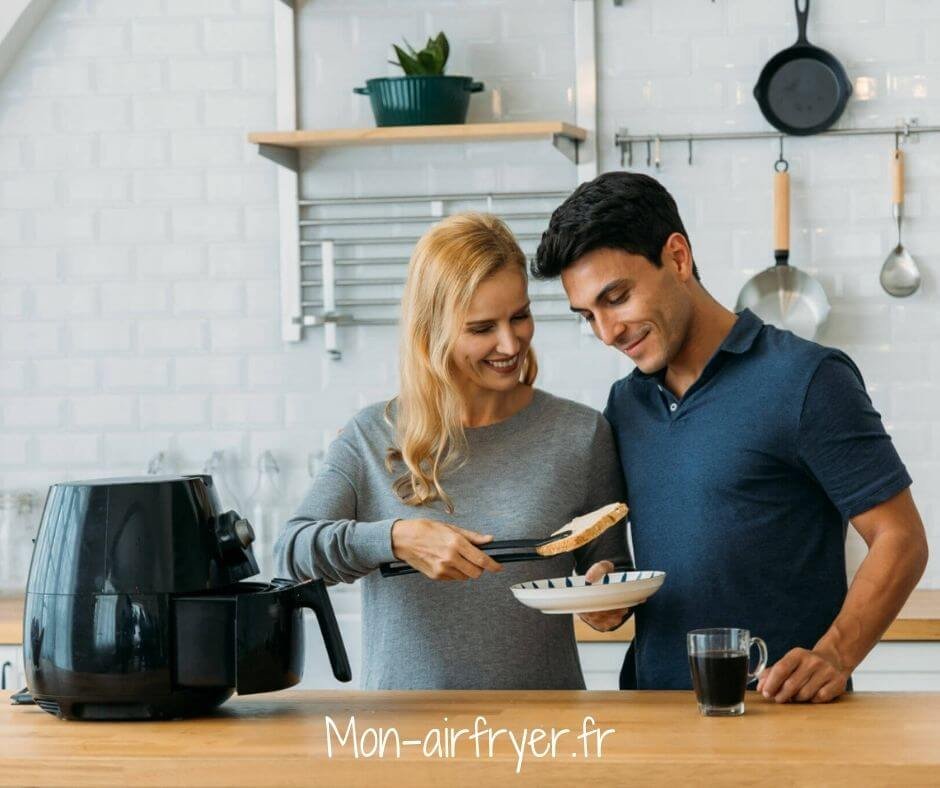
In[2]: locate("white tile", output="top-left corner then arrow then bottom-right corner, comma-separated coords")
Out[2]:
95,60 -> 164,94
131,20 -> 202,55
63,172 -> 129,205
169,59 -> 239,91
211,393 -> 282,426
138,319 -> 207,352
56,96 -> 130,133
175,356 -> 243,388
171,205 -> 241,241
101,358 -> 171,389
133,95 -> 201,131
37,434 -> 100,465
3,397 -> 63,428
70,395 -> 137,428
132,171 -> 204,203
33,359 -> 98,391
99,133 -> 168,168
32,284 -> 98,319
69,321 -> 133,353
172,281 -> 244,315
139,394 -> 210,428
204,19 -> 272,53
100,283 -> 170,315
99,207 -> 169,243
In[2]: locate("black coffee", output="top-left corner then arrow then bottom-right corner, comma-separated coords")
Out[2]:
689,650 -> 748,707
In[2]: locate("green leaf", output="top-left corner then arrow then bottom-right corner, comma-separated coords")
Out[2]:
435,32 -> 449,66
416,51 -> 438,75
391,44 -> 422,75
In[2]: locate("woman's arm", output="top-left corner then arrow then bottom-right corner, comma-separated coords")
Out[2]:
275,463 -> 399,586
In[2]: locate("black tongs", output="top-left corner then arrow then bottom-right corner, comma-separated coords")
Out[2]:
379,530 -> 572,577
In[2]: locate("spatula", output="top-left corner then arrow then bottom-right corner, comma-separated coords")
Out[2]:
379,502 -> 628,578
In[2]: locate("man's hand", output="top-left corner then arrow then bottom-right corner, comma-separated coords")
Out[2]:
756,647 -> 850,703
577,560 -> 632,632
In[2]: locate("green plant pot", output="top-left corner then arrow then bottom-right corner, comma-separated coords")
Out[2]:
353,75 -> 484,127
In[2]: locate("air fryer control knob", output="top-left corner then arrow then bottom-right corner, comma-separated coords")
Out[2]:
234,518 -> 254,547
215,510 -> 256,563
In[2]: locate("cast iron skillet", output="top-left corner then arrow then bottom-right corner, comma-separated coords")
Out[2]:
754,0 -> 852,136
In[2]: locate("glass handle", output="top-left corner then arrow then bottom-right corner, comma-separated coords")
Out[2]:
748,636 -> 768,684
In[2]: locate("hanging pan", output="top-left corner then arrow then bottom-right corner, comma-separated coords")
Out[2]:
754,0 -> 852,136
735,157 -> 830,340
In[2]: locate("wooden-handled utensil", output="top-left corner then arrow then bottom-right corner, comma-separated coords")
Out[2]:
735,156 -> 830,339
379,502 -> 628,578
880,147 -> 921,297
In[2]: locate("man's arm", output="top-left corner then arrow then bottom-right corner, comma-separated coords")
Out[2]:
757,487 -> 928,703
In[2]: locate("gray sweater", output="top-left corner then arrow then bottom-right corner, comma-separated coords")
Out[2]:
275,388 -> 630,690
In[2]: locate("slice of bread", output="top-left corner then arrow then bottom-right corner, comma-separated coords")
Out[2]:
539,502 -> 629,557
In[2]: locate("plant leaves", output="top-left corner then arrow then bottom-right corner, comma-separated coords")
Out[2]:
391,44 -> 422,75
390,31 -> 450,75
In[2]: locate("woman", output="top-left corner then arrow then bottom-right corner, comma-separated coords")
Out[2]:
275,213 -> 629,690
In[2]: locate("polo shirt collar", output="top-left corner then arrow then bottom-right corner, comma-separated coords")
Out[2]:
720,309 -> 763,355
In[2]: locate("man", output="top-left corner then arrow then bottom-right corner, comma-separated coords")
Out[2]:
533,171 -> 928,702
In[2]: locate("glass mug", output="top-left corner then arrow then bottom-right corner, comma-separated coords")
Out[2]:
687,628 -> 768,716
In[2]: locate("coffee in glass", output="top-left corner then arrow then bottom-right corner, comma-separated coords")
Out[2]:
687,628 -> 768,716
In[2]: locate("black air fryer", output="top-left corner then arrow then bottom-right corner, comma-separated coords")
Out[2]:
18,475 -> 350,720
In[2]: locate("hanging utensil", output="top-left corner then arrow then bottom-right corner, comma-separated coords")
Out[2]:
380,502 -> 628,578
754,0 -> 852,136
735,153 -> 830,340
880,146 -> 921,297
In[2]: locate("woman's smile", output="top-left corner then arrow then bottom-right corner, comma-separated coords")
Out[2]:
483,354 -> 520,374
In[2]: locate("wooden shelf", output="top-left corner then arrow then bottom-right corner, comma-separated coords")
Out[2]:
248,121 -> 586,162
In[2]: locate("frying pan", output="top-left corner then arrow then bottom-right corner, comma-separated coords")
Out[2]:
735,159 -> 830,340
754,0 -> 852,136
380,502 -> 628,578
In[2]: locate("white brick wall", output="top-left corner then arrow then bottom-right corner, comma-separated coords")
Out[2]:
0,0 -> 937,592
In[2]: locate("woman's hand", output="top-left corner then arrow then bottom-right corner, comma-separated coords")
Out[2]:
578,560 -> 633,631
391,519 -> 504,580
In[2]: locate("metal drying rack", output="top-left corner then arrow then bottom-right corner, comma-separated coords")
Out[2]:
299,190 -> 582,359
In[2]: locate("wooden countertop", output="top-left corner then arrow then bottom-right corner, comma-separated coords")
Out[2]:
2,690 -> 939,785
3,590 -> 940,645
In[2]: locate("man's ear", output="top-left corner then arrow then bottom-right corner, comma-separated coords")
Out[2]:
662,232 -> 694,283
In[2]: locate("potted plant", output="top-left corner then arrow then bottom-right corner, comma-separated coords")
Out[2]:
353,32 -> 484,127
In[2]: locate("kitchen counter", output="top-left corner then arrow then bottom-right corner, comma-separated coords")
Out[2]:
3,591 -> 940,644
2,690 -> 939,785
575,588 -> 940,642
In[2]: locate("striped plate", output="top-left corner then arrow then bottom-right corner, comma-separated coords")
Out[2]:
510,570 -> 665,615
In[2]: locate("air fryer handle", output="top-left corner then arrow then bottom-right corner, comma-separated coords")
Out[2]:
291,580 -> 352,682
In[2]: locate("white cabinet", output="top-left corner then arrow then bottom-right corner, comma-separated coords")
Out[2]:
579,642 -> 625,690
0,645 -> 24,692
853,643 -> 940,691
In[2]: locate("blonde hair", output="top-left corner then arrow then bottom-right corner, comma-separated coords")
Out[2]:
385,212 -> 538,512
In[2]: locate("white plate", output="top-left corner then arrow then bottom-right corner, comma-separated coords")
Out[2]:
510,570 -> 665,614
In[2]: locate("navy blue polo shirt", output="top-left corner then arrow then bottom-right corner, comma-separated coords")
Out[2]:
605,309 -> 912,690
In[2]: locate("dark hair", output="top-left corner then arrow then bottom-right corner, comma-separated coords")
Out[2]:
532,171 -> 700,282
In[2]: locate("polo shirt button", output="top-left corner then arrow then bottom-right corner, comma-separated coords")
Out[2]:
669,403 -> 678,412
